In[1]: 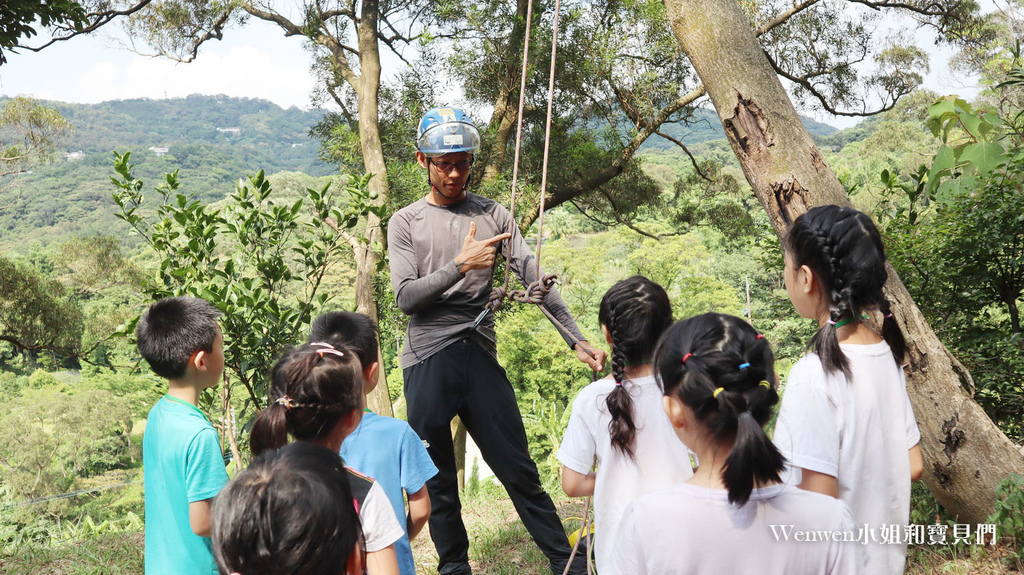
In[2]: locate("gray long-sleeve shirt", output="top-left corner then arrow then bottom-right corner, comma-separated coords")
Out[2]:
388,192 -> 586,367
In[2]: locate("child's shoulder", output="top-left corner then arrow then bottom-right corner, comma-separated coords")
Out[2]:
362,411 -> 415,436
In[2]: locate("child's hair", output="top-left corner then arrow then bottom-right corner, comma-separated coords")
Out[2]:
784,205 -> 906,377
136,296 -> 221,379
309,311 -> 379,369
212,441 -> 363,575
655,313 -> 785,506
598,276 -> 673,459
249,343 -> 364,457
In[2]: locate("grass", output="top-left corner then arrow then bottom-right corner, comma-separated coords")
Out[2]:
2,482 -> 1018,574
0,532 -> 143,575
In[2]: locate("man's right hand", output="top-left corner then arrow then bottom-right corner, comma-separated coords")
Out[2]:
455,221 -> 511,274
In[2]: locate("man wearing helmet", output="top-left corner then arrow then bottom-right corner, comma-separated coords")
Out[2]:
388,107 -> 604,575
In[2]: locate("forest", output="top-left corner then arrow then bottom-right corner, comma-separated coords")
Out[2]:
1,0 -> 1023,573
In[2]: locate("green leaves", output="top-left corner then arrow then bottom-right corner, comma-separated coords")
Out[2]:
111,152 -> 377,412
918,96 -> 1012,200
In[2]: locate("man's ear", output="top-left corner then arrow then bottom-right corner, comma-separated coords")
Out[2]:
416,151 -> 429,169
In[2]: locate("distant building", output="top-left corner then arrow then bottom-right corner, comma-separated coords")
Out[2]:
149,146 -> 170,156
217,127 -> 242,135
290,142 -> 305,148
64,151 -> 86,160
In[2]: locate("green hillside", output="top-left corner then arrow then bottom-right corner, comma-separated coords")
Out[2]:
0,95 -> 331,250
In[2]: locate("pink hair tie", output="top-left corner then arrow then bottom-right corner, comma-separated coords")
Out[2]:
826,319 -> 837,326
885,313 -> 894,318
755,334 -> 765,340
682,353 -> 693,364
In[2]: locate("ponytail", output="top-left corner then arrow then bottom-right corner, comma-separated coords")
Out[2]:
248,343 -> 364,458
598,276 -> 673,461
655,313 -> 785,506
249,402 -> 290,458
717,386 -> 786,506
879,299 -> 906,365
606,307 -> 638,459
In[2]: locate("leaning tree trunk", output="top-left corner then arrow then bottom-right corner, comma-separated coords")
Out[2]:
353,0 -> 394,417
664,0 -> 1024,524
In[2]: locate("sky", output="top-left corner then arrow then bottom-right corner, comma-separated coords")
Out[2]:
0,12 -> 984,130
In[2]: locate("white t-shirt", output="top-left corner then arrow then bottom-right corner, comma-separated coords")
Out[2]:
773,342 -> 920,575
362,480 -> 406,553
613,482 -> 857,575
557,375 -> 694,571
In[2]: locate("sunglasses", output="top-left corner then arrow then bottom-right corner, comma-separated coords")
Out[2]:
431,159 -> 473,173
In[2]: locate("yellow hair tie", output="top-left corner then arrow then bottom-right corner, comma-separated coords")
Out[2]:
759,380 -> 771,390
713,387 -> 725,398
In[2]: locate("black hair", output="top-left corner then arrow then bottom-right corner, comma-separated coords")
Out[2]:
655,313 -> 785,506
309,311 -> 379,369
136,296 -> 221,379
249,343 -> 364,458
598,276 -> 673,460
212,441 -> 364,575
784,205 -> 906,378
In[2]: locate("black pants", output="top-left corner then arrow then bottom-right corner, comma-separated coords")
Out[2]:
404,338 -> 581,575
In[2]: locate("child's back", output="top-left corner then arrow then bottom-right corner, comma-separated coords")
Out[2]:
557,276 -> 691,571
616,483 -> 854,574
775,205 -> 922,574
341,411 -> 438,575
559,374 -> 693,569
774,341 -> 918,573
144,397 -> 228,574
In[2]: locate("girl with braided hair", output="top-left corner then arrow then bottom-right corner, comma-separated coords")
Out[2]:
249,343 -> 404,575
557,276 -> 693,572
615,313 -> 855,574
773,204 -> 924,575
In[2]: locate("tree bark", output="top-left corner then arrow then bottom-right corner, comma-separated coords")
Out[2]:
664,0 -> 1024,524
352,0 -> 394,417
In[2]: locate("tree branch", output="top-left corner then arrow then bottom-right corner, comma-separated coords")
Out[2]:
652,128 -> 713,182
19,1 -> 155,52
764,51 -> 902,116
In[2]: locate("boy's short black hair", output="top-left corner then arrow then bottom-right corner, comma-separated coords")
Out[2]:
308,311 -> 379,368
136,296 -> 221,379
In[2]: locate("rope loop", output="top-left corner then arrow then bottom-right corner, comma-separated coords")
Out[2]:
488,287 -> 508,312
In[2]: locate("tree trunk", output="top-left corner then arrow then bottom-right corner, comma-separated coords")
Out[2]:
354,0 -> 393,417
452,416 -> 468,491
664,0 -> 1024,524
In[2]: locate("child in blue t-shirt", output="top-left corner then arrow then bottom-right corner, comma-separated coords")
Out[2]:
311,311 -> 438,575
137,297 -> 230,575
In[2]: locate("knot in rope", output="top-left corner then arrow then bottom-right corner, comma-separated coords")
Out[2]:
488,287 -> 508,312
511,274 -> 559,304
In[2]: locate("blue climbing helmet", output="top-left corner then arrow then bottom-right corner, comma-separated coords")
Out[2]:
416,107 -> 481,157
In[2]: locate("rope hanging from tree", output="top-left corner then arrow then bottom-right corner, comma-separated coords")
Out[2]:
475,0 -> 595,360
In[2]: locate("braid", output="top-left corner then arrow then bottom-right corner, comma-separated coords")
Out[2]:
606,304 -> 638,459
599,276 -> 673,462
